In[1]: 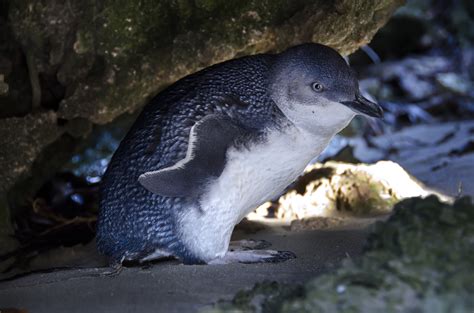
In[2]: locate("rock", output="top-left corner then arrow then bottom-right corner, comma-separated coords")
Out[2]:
365,55 -> 452,101
254,161 -> 438,222
7,0 -> 405,126
208,281 -> 304,313
0,111 -> 63,194
436,72 -> 473,95
211,196 -> 474,312
290,216 -> 346,231
0,111 -> 65,254
282,196 -> 474,313
0,195 -> 16,255
0,74 -> 8,95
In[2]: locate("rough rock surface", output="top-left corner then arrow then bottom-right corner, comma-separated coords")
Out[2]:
0,0 -> 403,200
210,196 -> 474,312
0,112 -> 62,193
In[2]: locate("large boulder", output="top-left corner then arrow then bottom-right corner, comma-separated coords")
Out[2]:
209,196 -> 474,312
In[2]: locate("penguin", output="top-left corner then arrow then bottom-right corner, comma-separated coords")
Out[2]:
96,43 -> 383,265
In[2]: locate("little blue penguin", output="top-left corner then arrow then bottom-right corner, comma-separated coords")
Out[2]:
96,43 -> 383,265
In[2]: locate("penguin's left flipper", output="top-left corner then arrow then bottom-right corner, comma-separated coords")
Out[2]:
138,114 -> 245,198
208,250 -> 297,265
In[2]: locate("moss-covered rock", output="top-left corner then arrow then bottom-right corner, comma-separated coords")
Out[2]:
210,196 -> 474,312
207,281 -> 304,313
0,111 -> 64,194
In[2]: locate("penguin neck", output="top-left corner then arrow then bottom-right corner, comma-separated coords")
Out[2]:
275,116 -> 341,157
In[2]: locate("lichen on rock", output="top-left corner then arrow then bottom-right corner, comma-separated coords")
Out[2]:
0,111 -> 64,194
210,196 -> 474,312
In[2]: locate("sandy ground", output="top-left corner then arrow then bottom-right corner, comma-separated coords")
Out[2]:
0,224 -> 369,313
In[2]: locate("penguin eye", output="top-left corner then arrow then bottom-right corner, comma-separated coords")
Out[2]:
312,83 -> 324,92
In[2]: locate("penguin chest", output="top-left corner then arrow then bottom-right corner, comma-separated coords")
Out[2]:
176,126 -> 330,261
201,127 -> 327,223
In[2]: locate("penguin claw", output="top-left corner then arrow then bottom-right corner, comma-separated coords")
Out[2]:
262,250 -> 297,263
99,262 -> 123,277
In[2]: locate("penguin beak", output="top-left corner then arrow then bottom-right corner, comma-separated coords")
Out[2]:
340,93 -> 384,118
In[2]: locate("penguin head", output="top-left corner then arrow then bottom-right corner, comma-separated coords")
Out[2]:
269,43 -> 383,135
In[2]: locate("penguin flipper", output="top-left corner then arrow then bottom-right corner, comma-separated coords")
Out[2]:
138,114 -> 244,198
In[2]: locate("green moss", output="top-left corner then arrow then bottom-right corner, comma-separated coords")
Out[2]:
8,1 -> 46,50
333,169 -> 398,216
210,196 -> 474,312
74,30 -> 95,54
96,0 -> 171,55
95,0 -> 314,57
208,281 -> 304,313
194,0 -> 219,12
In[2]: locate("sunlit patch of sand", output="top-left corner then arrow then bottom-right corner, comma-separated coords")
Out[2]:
246,161 -> 450,231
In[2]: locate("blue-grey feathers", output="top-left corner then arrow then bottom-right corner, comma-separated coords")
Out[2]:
138,114 -> 246,198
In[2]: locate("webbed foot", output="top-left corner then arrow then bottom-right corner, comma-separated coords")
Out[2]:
229,239 -> 272,251
208,249 -> 296,265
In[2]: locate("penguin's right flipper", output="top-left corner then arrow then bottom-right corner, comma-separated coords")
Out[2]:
138,114 -> 245,198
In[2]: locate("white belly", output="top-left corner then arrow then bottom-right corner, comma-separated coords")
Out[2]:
177,125 -> 332,261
